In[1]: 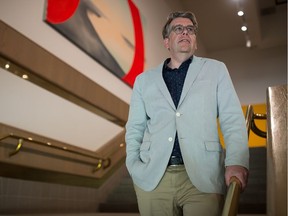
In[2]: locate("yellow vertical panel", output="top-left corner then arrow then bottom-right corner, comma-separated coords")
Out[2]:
218,104 -> 267,148
243,104 -> 266,148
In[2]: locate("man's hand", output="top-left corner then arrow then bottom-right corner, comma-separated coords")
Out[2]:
225,165 -> 249,191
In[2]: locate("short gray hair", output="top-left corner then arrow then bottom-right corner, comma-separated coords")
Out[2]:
162,11 -> 198,39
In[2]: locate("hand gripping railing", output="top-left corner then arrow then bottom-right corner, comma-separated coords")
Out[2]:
222,105 -> 267,216
0,133 -> 111,172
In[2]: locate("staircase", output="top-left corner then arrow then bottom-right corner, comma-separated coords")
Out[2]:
238,147 -> 267,214
98,171 -> 138,213
99,147 -> 267,214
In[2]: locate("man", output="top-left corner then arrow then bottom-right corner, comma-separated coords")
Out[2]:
125,11 -> 249,216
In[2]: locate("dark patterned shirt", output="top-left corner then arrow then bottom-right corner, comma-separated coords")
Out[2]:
162,57 -> 192,162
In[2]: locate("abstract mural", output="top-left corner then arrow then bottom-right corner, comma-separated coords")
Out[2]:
45,0 -> 144,87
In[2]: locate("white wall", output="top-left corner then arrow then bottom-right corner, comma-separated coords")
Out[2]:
209,45 -> 287,105
0,69 -> 122,151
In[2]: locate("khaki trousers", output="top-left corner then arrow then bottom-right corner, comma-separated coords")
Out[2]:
134,165 -> 223,216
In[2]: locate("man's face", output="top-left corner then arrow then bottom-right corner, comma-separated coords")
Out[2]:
164,17 -> 197,56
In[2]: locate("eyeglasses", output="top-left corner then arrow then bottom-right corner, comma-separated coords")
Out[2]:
171,25 -> 197,35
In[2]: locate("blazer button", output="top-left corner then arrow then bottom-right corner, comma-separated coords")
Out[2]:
176,112 -> 181,117
168,137 -> 173,142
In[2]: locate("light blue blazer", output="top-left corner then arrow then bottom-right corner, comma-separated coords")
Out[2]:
125,56 -> 249,194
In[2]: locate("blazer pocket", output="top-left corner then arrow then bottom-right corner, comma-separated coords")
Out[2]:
204,141 -> 223,152
140,141 -> 151,163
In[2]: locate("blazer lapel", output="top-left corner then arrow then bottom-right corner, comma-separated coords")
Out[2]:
178,56 -> 204,108
154,63 -> 176,110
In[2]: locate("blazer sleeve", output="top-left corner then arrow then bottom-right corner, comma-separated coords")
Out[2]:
125,75 -> 148,175
217,62 -> 249,169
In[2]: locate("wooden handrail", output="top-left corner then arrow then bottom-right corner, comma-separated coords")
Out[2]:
222,105 -> 267,215
222,176 -> 242,216
245,105 -> 267,138
0,133 -> 111,172
245,105 -> 254,138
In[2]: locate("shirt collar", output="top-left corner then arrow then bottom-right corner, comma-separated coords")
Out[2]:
164,56 -> 193,71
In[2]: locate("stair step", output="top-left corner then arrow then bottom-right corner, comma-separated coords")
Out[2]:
238,203 -> 266,214
98,203 -> 139,213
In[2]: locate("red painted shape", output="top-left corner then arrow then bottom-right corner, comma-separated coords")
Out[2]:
46,0 -> 144,87
46,0 -> 80,24
122,0 -> 145,87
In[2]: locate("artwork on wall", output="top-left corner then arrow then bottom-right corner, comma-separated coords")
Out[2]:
45,0 -> 144,87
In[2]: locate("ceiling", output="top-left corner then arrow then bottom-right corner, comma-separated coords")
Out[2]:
165,0 -> 287,53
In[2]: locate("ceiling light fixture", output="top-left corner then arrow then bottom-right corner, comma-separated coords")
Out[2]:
237,11 -> 244,16
241,26 -> 247,31
22,74 -> 29,79
235,1 -> 252,48
246,39 -> 251,48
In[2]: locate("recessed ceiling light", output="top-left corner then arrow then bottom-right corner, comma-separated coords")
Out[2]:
246,39 -> 251,48
22,74 -> 29,79
238,11 -> 244,16
241,26 -> 247,31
